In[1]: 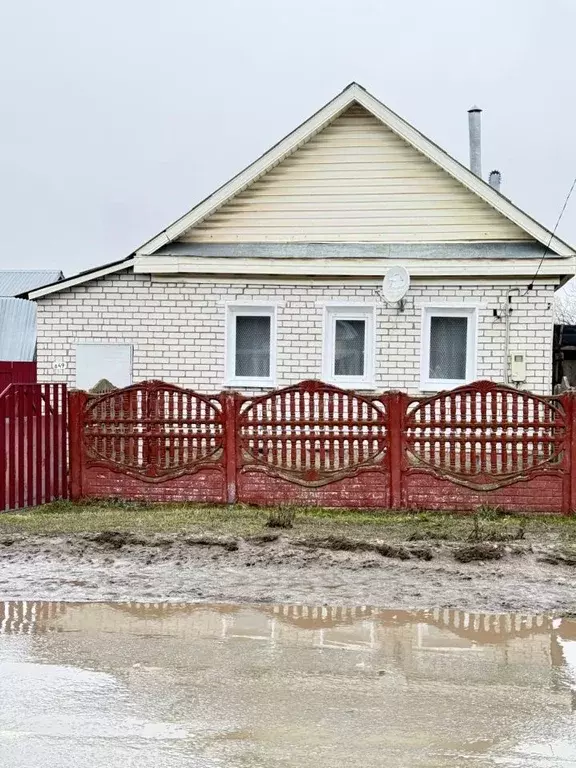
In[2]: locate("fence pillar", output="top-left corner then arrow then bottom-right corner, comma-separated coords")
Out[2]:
566,392 -> 576,515
387,391 -> 405,510
68,390 -> 87,501
223,392 -> 238,504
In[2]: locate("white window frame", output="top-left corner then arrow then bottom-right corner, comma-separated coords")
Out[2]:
420,305 -> 478,391
322,305 -> 375,388
225,305 -> 276,388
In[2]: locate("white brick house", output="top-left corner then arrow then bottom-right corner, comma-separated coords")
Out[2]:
24,83 -> 575,395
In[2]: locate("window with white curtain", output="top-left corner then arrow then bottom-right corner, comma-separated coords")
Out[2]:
420,306 -> 477,390
226,305 -> 276,386
323,305 -> 375,387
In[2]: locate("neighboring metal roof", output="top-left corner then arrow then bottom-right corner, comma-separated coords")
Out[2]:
0,270 -> 64,297
0,298 -> 37,361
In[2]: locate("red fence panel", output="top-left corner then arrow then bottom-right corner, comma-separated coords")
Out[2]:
65,379 -> 576,514
0,383 -> 68,512
0,362 -> 37,393
69,381 -> 226,503
235,380 -> 389,508
402,381 -> 568,513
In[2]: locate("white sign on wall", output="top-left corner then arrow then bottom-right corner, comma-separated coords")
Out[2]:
75,344 -> 133,391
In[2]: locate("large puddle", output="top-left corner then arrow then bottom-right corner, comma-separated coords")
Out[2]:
1,602 -> 576,767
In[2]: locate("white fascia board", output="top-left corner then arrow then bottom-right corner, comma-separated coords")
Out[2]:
135,254 -> 573,279
28,259 -> 135,299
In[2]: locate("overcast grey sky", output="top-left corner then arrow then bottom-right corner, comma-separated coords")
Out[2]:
1,0 -> 575,276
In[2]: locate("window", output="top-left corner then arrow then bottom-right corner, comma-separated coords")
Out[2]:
323,306 -> 375,387
421,307 -> 477,390
226,306 -> 276,386
75,344 -> 133,391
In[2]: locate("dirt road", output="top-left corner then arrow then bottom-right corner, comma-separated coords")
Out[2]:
1,531 -> 575,613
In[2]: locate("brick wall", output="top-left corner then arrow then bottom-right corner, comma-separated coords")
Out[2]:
36,269 -> 555,394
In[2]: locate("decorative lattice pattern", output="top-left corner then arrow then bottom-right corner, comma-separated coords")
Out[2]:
405,381 -> 566,481
84,381 -> 224,479
238,380 -> 387,482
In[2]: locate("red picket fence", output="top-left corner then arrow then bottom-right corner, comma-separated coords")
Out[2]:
0,383 -> 68,512
68,379 -> 572,514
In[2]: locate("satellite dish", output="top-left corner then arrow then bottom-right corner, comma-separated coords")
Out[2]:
382,266 -> 410,304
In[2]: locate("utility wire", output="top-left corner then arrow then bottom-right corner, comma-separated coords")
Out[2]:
523,175 -> 576,295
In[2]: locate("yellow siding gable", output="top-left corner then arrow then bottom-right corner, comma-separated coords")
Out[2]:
180,104 -> 531,244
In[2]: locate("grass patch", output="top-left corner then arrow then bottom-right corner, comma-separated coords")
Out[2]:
0,499 -> 575,546
266,508 -> 296,529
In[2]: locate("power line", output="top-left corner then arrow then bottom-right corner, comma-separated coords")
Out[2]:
523,175 -> 576,295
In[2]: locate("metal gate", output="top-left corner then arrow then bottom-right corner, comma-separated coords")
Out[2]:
0,383 -> 68,511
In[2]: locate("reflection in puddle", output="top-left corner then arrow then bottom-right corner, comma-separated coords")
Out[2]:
1,601 -> 576,767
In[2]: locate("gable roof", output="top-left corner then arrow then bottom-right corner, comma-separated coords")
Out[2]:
0,270 -> 63,297
23,82 -> 576,301
136,82 -> 576,258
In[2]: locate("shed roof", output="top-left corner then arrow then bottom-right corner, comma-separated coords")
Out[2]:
0,298 -> 37,361
0,270 -> 64,297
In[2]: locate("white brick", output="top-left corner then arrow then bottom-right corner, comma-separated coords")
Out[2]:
34,272 -> 555,394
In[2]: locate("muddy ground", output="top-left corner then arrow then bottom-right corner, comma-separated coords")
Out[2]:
2,530 -> 576,613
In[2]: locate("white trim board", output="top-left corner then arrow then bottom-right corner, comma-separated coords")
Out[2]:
151,275 -> 554,287
136,82 -> 575,258
27,259 -> 135,299
136,255 -> 571,278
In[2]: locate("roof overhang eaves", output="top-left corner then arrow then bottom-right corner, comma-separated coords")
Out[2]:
25,258 -> 135,300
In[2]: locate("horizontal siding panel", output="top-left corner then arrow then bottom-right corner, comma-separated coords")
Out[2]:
208,210 -> 510,222
247,178 -> 461,190
226,199 -> 492,210
187,233 -> 526,243
181,104 -> 532,244
192,224 -> 526,234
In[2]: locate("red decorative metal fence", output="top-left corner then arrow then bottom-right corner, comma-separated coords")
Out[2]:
0,383 -> 68,512
66,379 -> 575,514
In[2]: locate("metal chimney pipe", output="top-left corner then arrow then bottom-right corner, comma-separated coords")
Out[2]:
468,106 -> 482,177
489,170 -> 501,192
